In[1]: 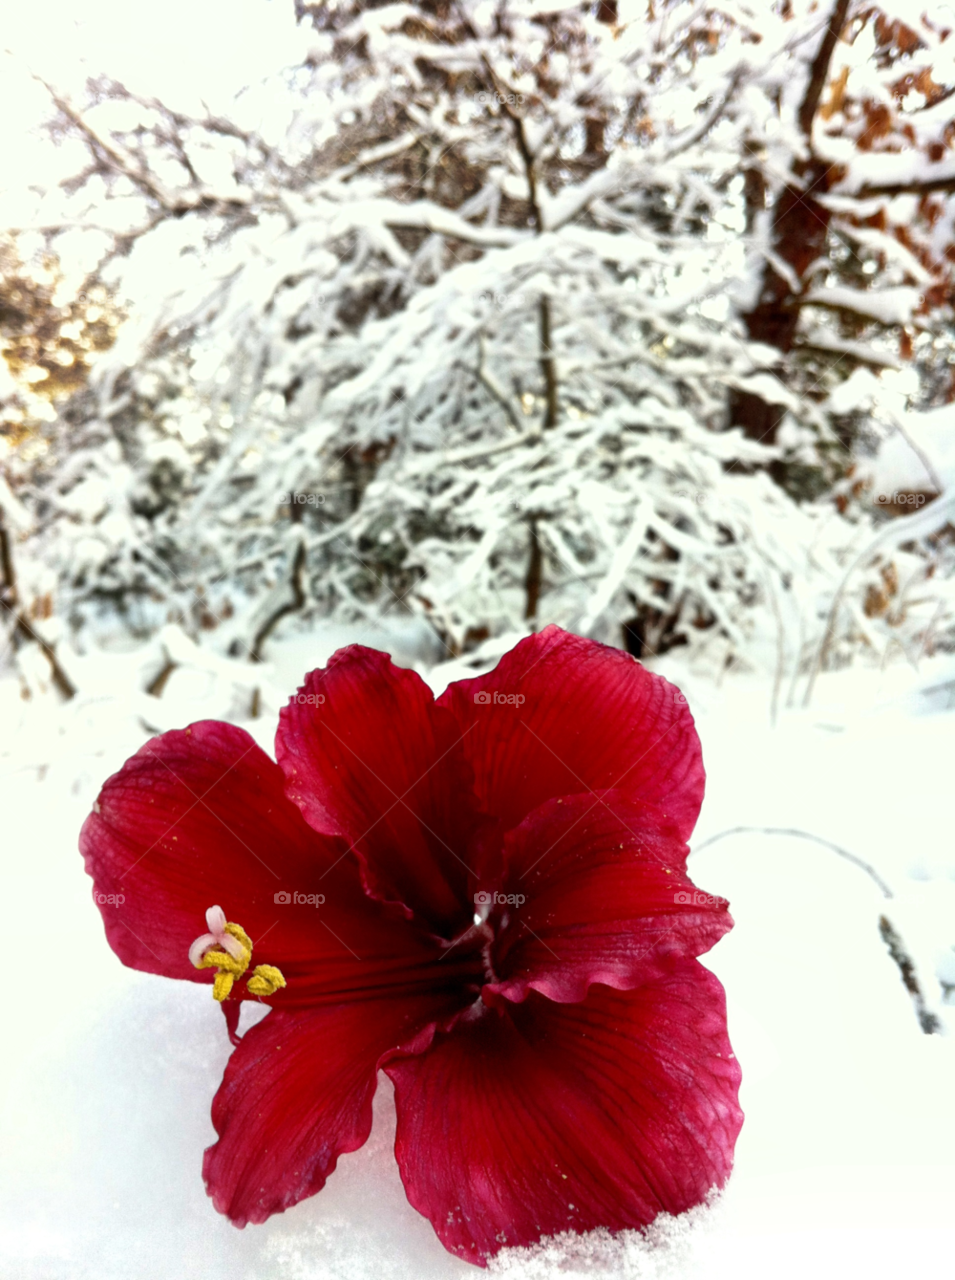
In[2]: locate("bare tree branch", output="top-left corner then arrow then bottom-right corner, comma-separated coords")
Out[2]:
879,914 -> 943,1035
800,0 -> 852,138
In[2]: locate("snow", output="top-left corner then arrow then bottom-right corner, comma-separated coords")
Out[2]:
2,625 -> 955,1279
826,367 -> 881,416
898,405 -> 955,492
865,431 -> 939,500
803,285 -> 921,328
832,150 -> 955,197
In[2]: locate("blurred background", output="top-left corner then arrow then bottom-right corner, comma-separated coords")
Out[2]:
2,2 -> 955,1277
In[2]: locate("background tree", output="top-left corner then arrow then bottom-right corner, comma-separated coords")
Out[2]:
3,0 -> 953,695
0,234 -> 119,693
730,2 -> 955,486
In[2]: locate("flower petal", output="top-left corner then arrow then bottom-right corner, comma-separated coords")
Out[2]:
486,791 -> 733,1003
438,626 -> 704,842
80,721 -> 456,1008
276,646 -> 484,937
203,992 -> 460,1226
386,969 -> 742,1265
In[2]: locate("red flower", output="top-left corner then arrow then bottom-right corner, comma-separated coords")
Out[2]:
80,625 -> 741,1265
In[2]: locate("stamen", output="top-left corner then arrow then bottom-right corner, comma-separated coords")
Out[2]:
247,965 -> 287,997
213,971 -> 236,1002
188,907 -> 286,1003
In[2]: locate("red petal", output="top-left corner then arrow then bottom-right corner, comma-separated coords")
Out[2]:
222,999 -> 242,1046
204,992 -> 460,1226
386,970 -> 742,1265
276,646 -> 483,936
79,721 -> 458,1008
487,792 -> 733,1004
438,626 -> 704,842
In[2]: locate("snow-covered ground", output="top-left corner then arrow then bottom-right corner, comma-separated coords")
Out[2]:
2,625 -> 954,1279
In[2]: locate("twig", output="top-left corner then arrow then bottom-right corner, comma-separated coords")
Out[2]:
250,535 -> 307,664
146,658 -> 178,697
538,296 -> 559,430
692,826 -> 894,899
474,46 -> 561,432
663,69 -> 742,161
0,513 -> 76,699
37,73 -> 252,216
889,419 -> 945,499
799,0 -> 852,138
803,489 -> 955,706
476,334 -> 524,433
523,516 -> 543,624
854,173 -> 955,199
878,914 -> 942,1035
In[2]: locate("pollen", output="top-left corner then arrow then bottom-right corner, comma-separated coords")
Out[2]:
247,964 -> 287,997
189,906 -> 287,1003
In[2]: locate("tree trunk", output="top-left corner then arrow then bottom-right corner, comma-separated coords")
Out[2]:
729,0 -> 851,449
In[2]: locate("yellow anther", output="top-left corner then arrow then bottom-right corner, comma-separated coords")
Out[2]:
189,909 -> 288,1003
213,971 -> 236,1002
194,915 -> 251,1001
199,946 -> 249,977
223,921 -> 252,953
246,964 -> 287,998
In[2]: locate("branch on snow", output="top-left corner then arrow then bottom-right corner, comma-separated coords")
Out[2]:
852,173 -> 955,199
40,77 -> 254,217
473,55 -> 560,429
879,915 -> 943,1035
692,826 -> 895,899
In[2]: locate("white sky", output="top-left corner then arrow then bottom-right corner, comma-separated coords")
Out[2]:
0,0 -> 312,224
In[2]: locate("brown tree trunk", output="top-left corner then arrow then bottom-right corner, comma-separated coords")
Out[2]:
729,0 -> 851,449
523,516 -> 543,624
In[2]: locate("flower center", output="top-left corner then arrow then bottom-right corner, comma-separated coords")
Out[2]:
481,930 -> 500,985
442,916 -> 501,987
188,905 -> 287,1002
